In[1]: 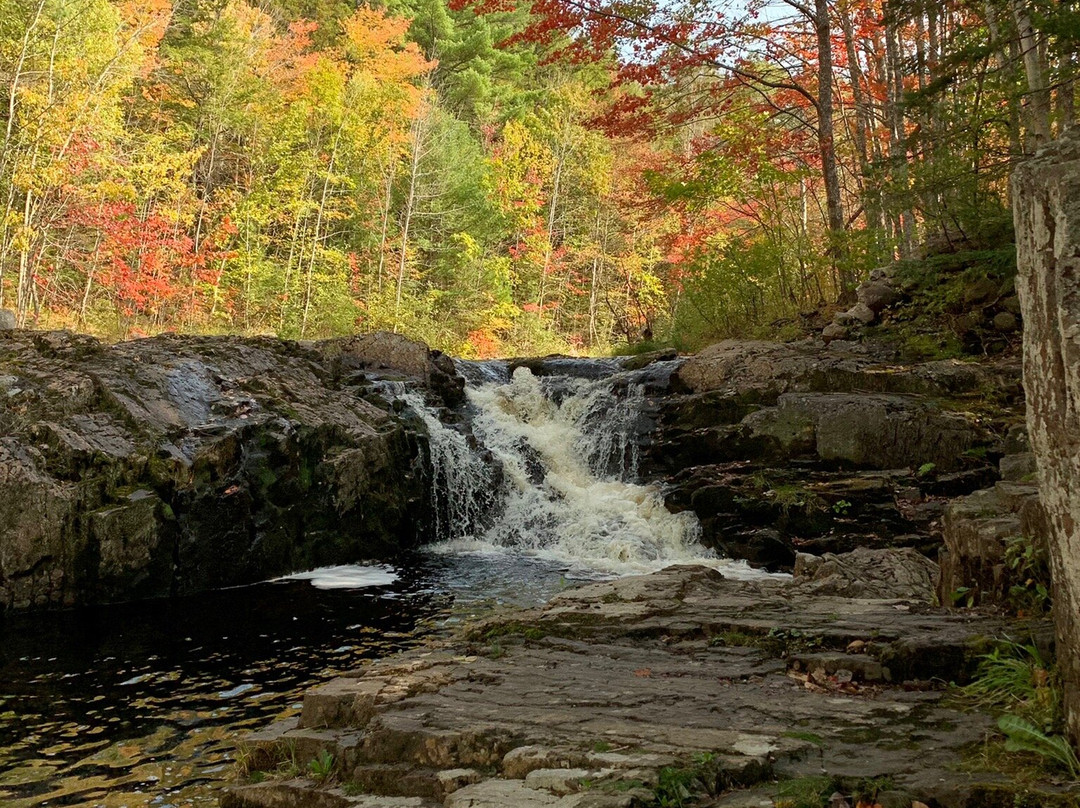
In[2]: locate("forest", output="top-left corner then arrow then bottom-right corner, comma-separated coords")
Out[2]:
0,0 -> 1073,356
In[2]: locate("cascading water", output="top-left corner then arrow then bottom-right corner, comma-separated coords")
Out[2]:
405,362 -> 761,578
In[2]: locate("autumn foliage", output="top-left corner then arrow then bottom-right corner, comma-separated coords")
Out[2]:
0,0 -> 1072,353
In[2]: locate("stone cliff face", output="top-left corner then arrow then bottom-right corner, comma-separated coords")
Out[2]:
0,331 -> 457,611
1013,134 -> 1080,744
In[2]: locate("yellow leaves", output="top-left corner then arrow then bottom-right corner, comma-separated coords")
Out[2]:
490,119 -> 553,220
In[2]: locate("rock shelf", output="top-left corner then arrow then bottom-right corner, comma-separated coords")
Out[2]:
225,564 -> 1069,808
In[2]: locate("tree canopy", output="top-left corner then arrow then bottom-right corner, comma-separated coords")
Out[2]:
0,0 -> 1071,354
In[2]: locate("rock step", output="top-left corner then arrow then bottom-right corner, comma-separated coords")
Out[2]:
222,780 -> 438,808
300,677 -> 381,730
938,479 -> 1047,607
349,765 -> 444,801
240,720 -> 363,773
444,778 -> 640,808
662,461 -> 997,571
230,567 -> 1057,808
788,652 -> 887,682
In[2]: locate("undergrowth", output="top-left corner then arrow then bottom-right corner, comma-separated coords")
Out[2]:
958,640 -> 1079,780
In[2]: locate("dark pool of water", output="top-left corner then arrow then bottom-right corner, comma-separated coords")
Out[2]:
0,551 -> 590,808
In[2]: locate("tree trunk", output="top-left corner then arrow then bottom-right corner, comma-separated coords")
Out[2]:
395,110 -> 426,332
1012,0 -> 1052,146
840,2 -> 883,235
885,10 -> 916,257
812,0 -> 850,295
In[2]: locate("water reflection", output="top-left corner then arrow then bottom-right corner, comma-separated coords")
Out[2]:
0,552 -> 584,807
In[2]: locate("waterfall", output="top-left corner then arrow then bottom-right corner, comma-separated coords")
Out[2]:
398,390 -> 499,543
403,363 -> 758,577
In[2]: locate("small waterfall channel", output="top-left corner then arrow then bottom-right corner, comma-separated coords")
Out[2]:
403,358 -> 755,578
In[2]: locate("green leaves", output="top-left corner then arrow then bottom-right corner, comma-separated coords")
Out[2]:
997,715 -> 1080,779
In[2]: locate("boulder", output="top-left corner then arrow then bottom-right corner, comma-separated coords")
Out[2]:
1000,452 -> 1036,481
743,392 -> 983,471
327,331 -> 465,406
821,322 -> 849,343
1013,132 -> 1080,743
836,303 -> 876,326
856,280 -> 900,313
963,276 -> 1000,305
791,547 -> 940,601
992,311 -> 1019,332
937,482 -> 1045,609
0,309 -> 15,329
674,340 -> 826,397
672,339 -> 1012,401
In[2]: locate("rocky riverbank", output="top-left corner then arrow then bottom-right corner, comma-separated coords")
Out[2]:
1,325 -> 1038,610
645,339 -> 1025,572
0,330 -> 460,610
225,562 -> 1068,808
0,320 -> 1067,806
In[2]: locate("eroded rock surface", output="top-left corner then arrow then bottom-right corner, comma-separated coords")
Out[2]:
937,480 -> 1048,608
227,564 -> 1061,808
0,330 -> 455,610
1014,132 -> 1080,743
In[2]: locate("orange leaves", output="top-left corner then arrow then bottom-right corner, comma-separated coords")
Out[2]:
264,19 -> 320,93
63,199 -> 234,322
118,0 -> 172,55
340,9 -> 435,86
466,328 -> 501,359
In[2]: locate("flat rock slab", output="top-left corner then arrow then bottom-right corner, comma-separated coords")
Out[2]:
228,565 -> 1065,808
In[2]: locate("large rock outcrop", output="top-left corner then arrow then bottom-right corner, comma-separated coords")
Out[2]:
0,331 -> 456,611
1013,133 -> 1080,744
649,339 -> 1017,569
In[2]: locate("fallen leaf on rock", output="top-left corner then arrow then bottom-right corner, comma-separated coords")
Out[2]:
633,668 -> 651,678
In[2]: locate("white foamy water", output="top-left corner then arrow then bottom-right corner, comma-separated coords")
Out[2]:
411,365 -> 768,579
279,564 -> 399,589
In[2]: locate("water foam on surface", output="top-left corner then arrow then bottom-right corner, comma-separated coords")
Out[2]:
414,365 -> 768,580
279,564 -> 399,590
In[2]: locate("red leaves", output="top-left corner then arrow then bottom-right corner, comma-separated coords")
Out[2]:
64,201 -> 234,322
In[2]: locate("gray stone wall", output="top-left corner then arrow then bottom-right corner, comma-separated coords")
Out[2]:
1013,133 -> 1080,743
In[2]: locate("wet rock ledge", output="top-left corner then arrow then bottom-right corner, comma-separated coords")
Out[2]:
0,330 -> 460,610
226,562 -> 1069,808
